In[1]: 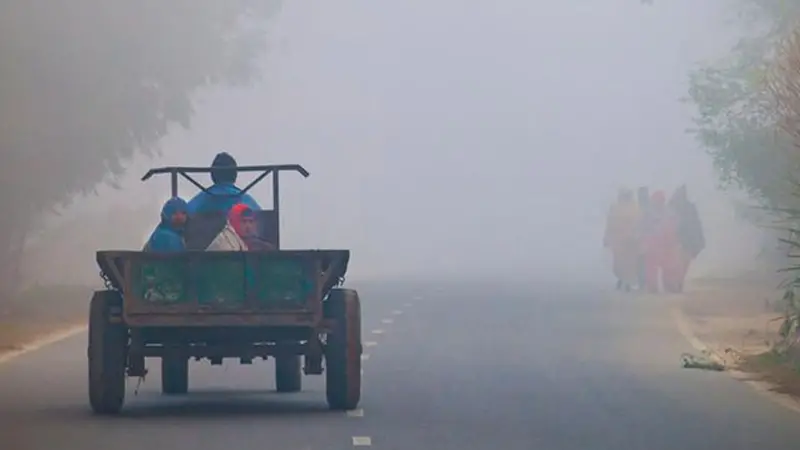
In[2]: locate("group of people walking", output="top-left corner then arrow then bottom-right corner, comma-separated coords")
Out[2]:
603,186 -> 705,294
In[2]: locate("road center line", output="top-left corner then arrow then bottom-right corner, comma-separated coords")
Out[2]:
364,341 -> 378,347
371,329 -> 384,335
381,318 -> 394,324
352,436 -> 372,446
361,354 -> 370,360
347,408 -> 364,417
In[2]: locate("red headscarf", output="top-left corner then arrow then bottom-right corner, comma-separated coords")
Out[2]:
228,203 -> 251,237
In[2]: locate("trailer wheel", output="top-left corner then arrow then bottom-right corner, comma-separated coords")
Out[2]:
161,356 -> 189,395
275,354 -> 302,393
88,290 -> 127,415
324,288 -> 362,410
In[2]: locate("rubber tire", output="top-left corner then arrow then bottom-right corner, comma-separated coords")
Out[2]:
324,288 -> 362,410
161,356 -> 189,395
275,354 -> 302,393
88,290 -> 128,415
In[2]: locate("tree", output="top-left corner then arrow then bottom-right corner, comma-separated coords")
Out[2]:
684,1 -> 800,208
647,0 -> 800,348
0,1 -> 281,295
769,26 -> 800,147
687,36 -> 794,205
767,22 -> 800,351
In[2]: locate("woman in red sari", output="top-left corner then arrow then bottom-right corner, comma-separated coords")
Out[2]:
641,191 -> 682,293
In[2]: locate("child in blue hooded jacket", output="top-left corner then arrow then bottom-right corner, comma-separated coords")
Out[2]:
145,197 -> 189,252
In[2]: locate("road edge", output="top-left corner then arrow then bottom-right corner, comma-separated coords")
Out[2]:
0,325 -> 87,366
671,305 -> 800,415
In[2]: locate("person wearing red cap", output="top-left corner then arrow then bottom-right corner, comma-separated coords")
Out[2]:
228,203 -> 275,251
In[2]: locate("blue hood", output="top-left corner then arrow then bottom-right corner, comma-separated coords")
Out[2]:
160,197 -> 188,226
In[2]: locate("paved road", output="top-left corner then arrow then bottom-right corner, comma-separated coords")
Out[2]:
2,279 -> 800,450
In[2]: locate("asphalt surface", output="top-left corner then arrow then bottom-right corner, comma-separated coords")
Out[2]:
2,279 -> 800,450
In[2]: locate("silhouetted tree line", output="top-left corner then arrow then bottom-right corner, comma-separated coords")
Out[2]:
0,1 -> 282,296
655,0 -> 800,348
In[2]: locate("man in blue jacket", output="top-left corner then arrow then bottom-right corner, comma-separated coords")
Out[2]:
144,197 -> 189,252
187,152 -> 261,214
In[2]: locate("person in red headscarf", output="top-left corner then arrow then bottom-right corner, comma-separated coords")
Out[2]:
228,203 -> 276,251
640,190 -> 682,293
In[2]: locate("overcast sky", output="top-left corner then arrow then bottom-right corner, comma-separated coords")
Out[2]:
48,0 -> 765,283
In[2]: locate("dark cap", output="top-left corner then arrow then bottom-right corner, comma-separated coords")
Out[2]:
211,152 -> 237,184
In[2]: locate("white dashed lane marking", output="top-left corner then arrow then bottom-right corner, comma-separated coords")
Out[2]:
347,408 -> 365,417
352,437 -> 372,446
347,301 -> 417,446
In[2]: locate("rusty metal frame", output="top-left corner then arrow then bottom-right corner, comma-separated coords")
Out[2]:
141,164 -> 310,198
140,342 -> 310,359
96,250 -> 349,330
141,164 -> 309,248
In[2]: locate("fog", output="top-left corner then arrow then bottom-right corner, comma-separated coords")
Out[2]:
22,0 -> 767,286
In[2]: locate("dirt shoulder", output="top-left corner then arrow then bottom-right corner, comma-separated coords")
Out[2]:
0,285 -> 93,356
679,277 -> 800,399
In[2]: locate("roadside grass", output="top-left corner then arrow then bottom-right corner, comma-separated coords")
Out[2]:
739,349 -> 800,397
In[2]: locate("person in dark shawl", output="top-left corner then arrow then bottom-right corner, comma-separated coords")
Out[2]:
669,185 -> 705,292
635,186 -> 651,290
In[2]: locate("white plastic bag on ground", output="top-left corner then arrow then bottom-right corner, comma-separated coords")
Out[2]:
205,222 -> 247,251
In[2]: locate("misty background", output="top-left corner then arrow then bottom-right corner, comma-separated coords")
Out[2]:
16,0 -> 764,286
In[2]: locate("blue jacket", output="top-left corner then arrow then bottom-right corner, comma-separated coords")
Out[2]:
145,198 -> 187,252
186,183 -> 261,215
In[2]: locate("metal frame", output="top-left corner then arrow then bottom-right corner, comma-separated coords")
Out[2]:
98,249 -> 348,375
141,164 -> 310,248
97,249 -> 348,327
